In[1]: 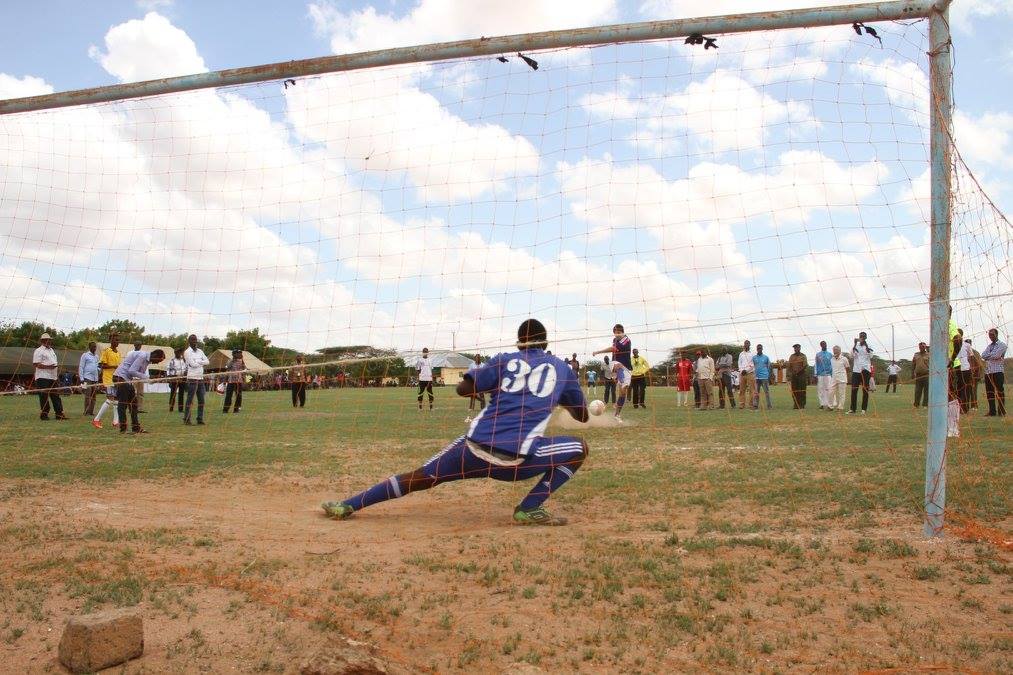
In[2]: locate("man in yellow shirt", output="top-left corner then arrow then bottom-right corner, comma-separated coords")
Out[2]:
630,348 -> 650,409
92,332 -> 122,429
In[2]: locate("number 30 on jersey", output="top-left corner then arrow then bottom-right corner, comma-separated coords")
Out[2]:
500,359 -> 557,397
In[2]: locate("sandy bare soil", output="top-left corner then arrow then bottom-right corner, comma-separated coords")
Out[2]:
2,473 -> 1009,673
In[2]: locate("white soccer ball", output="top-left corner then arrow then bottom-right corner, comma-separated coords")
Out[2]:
588,399 -> 606,416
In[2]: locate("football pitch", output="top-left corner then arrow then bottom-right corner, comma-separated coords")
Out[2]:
1,385 -> 1009,672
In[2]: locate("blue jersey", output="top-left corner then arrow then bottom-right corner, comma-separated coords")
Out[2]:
613,335 -> 632,369
466,349 -> 586,456
814,350 -> 833,376
752,354 -> 771,380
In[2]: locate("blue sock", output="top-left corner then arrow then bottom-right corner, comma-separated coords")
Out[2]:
343,476 -> 403,511
616,396 -> 626,414
518,464 -> 577,510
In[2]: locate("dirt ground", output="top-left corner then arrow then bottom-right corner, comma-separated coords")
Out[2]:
1,474 -> 1009,673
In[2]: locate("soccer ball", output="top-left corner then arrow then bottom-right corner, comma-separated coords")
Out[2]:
588,399 -> 606,416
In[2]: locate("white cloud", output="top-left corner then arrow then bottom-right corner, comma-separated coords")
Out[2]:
582,69 -> 815,153
89,12 -> 207,83
0,73 -> 54,100
852,57 -> 929,122
556,151 -> 887,276
308,0 -> 618,55
286,72 -> 539,202
950,0 -> 1013,34
954,110 -> 1013,168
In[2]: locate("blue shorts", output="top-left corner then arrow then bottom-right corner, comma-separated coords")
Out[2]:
421,435 -> 585,484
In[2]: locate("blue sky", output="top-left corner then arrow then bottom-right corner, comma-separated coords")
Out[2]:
1,0 -> 1010,361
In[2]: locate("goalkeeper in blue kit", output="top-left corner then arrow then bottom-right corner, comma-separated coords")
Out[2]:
322,319 -> 589,525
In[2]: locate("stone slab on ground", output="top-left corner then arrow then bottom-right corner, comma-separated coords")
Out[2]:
58,608 -> 144,674
300,639 -> 390,675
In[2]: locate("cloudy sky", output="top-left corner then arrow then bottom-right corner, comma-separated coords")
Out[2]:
1,0 -> 1010,362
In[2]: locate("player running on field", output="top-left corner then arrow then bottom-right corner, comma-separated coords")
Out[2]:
322,319 -> 590,526
593,323 -> 632,420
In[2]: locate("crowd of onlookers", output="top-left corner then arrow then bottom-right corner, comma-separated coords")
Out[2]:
16,316 -> 1007,434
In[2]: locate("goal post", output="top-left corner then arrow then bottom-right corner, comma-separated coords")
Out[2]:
0,1 -> 962,536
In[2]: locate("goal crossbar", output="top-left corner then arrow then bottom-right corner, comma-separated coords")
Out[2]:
0,0 -> 940,116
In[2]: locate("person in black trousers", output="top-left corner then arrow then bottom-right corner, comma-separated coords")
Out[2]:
223,349 -> 245,413
291,355 -> 307,408
602,355 -> 616,403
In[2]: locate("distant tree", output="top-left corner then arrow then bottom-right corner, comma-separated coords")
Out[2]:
317,345 -> 407,379
94,319 -> 146,342
223,328 -> 271,355
0,321 -> 68,348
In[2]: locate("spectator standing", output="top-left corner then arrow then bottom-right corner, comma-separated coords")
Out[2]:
981,328 -> 1006,417
586,368 -> 597,397
752,345 -> 773,410
601,356 -> 615,404
183,334 -> 210,425
738,340 -> 755,410
814,341 -> 833,410
911,343 -> 929,407
415,348 -> 433,411
886,362 -> 901,393
223,349 -> 245,413
675,353 -> 692,407
830,345 -> 850,410
78,341 -> 100,416
968,341 -> 984,410
568,353 -> 580,374
93,333 -> 122,429
291,355 -> 308,408
956,338 -> 974,413
692,351 -> 702,408
466,354 -> 485,420
787,344 -> 809,409
114,349 -> 165,434
848,332 -> 873,414
696,349 -> 716,410
630,348 -> 650,409
716,349 -> 736,409
166,347 -> 186,413
33,333 -> 66,421
131,341 -> 147,413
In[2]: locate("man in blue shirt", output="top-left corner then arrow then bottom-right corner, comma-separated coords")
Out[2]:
814,340 -> 833,410
322,319 -> 589,526
78,341 -> 100,417
752,345 -> 773,410
114,349 -> 165,434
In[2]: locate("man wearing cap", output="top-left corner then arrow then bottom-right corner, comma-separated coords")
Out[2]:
78,341 -> 100,417
630,348 -> 650,409
416,348 -> 435,411
223,349 -> 245,414
911,342 -> 930,408
114,349 -> 165,434
787,344 -> 809,409
32,333 -> 66,420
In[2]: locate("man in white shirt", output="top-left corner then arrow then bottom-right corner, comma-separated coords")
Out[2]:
32,333 -> 67,421
830,345 -> 850,410
78,341 -> 100,416
166,347 -> 187,413
737,339 -> 755,410
416,347 -> 435,411
696,349 -> 716,410
183,334 -> 210,425
848,332 -> 873,414
886,361 -> 901,393
956,337 -> 973,413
